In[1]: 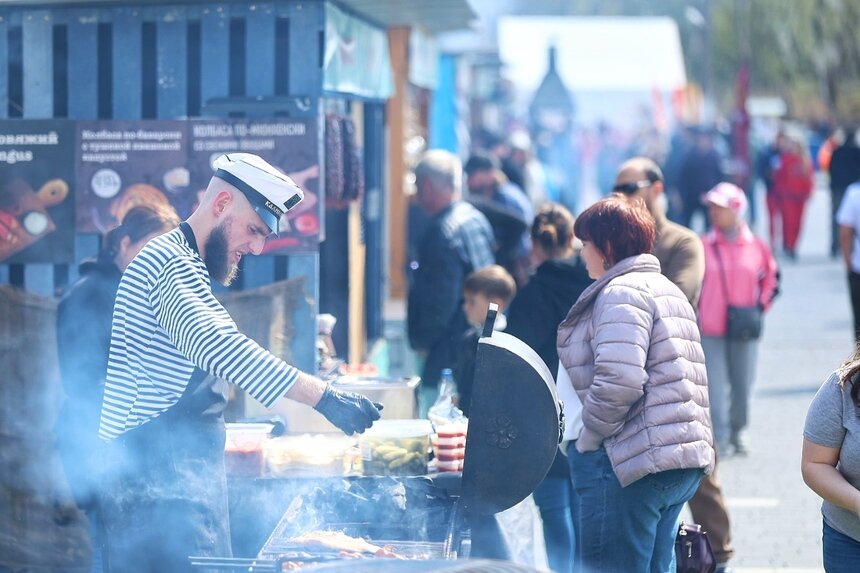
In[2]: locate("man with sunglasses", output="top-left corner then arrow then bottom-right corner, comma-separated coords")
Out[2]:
613,157 -> 704,304
614,157 -> 735,573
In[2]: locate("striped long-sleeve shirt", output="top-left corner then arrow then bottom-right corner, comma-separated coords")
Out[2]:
99,227 -> 299,440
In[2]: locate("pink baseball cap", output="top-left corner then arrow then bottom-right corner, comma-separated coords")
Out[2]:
704,182 -> 747,217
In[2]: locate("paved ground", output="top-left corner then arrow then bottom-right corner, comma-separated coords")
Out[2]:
709,183 -> 853,573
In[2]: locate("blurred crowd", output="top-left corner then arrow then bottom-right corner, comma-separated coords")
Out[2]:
403,112 -> 857,571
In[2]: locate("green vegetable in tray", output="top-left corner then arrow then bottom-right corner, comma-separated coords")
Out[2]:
362,436 -> 429,476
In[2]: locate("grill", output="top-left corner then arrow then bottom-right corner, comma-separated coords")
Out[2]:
191,306 -> 562,571
257,476 -> 465,561
190,541 -> 450,570
191,476 -> 465,570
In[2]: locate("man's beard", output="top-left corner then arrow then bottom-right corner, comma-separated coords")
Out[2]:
204,221 -> 239,286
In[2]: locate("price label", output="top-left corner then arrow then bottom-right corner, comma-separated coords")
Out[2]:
91,168 -> 122,198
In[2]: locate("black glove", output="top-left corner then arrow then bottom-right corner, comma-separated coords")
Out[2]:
314,385 -> 383,435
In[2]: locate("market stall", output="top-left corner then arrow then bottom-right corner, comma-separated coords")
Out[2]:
210,308 -> 562,570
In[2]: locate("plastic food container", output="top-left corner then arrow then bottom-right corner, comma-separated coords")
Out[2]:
225,423 -> 273,476
431,434 -> 467,449
265,434 -> 355,476
431,420 -> 467,473
359,419 -> 432,476
434,420 -> 468,438
436,459 -> 464,472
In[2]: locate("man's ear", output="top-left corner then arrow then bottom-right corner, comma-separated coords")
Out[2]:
118,235 -> 131,256
416,177 -> 431,196
651,180 -> 665,199
212,190 -> 232,217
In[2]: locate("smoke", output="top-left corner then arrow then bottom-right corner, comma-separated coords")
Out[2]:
0,285 -> 92,570
0,284 -> 458,568
253,477 -> 456,556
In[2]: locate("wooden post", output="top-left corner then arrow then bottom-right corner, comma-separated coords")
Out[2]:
200,4 -> 230,106
21,10 -> 54,296
348,201 -> 366,365
386,26 -> 409,300
154,5 -> 187,119
112,6 -> 143,120
0,11 -> 8,121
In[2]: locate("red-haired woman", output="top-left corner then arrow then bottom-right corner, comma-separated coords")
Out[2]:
556,196 -> 715,572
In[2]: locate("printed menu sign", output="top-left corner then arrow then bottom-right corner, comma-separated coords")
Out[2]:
72,118 -> 321,253
0,120 -> 76,264
76,121 -> 189,233
189,118 -> 321,252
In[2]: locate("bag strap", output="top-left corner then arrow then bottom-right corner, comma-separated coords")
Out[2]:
710,236 -> 731,306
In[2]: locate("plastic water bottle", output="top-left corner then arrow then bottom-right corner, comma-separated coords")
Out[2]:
434,369 -> 457,407
428,369 -> 462,425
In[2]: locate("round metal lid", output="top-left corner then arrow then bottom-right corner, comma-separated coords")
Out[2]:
460,307 -> 562,516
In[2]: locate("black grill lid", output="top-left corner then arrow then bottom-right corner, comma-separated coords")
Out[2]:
461,305 -> 562,516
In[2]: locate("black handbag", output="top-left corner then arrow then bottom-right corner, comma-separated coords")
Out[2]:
675,522 -> 717,573
712,240 -> 763,340
726,304 -> 763,340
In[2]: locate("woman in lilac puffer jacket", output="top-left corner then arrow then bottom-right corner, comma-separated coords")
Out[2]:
557,196 -> 715,573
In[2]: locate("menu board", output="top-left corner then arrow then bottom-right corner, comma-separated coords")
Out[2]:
72,118 -> 321,254
0,120 -> 76,264
76,121 -> 189,233
189,118 -> 322,253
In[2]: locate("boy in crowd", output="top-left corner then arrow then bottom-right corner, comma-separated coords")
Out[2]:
454,265 -> 517,416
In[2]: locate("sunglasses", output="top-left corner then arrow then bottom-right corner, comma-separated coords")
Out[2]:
612,180 -> 652,194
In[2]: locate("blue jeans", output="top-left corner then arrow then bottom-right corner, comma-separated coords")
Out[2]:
823,521 -> 860,573
532,475 -> 575,573
568,446 -> 703,573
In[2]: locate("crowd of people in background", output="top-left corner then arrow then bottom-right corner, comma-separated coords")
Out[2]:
402,101 -> 860,571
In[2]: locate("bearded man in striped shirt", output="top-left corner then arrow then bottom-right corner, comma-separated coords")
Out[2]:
97,153 -> 382,573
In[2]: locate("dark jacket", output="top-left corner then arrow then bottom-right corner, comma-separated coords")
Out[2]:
506,257 -> 592,378
829,143 -> 860,193
453,316 -> 506,418
55,251 -> 121,506
679,147 -> 723,201
505,256 -> 592,478
408,201 -> 495,387
453,326 -> 480,419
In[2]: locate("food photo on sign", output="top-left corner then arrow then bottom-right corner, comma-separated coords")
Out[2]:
0,120 -> 76,264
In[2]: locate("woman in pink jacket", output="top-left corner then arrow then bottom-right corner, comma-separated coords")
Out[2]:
700,183 -> 779,457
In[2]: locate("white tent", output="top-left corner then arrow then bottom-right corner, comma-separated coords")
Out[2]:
497,16 -> 687,92
497,16 -> 688,126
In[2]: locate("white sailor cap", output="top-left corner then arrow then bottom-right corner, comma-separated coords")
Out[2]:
212,153 -> 304,234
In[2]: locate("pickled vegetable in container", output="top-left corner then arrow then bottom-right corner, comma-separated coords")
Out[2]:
359,419 -> 432,476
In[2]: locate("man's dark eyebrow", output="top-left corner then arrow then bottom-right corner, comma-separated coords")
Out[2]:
251,223 -> 271,237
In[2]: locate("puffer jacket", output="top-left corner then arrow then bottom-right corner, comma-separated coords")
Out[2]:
557,254 -> 715,487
